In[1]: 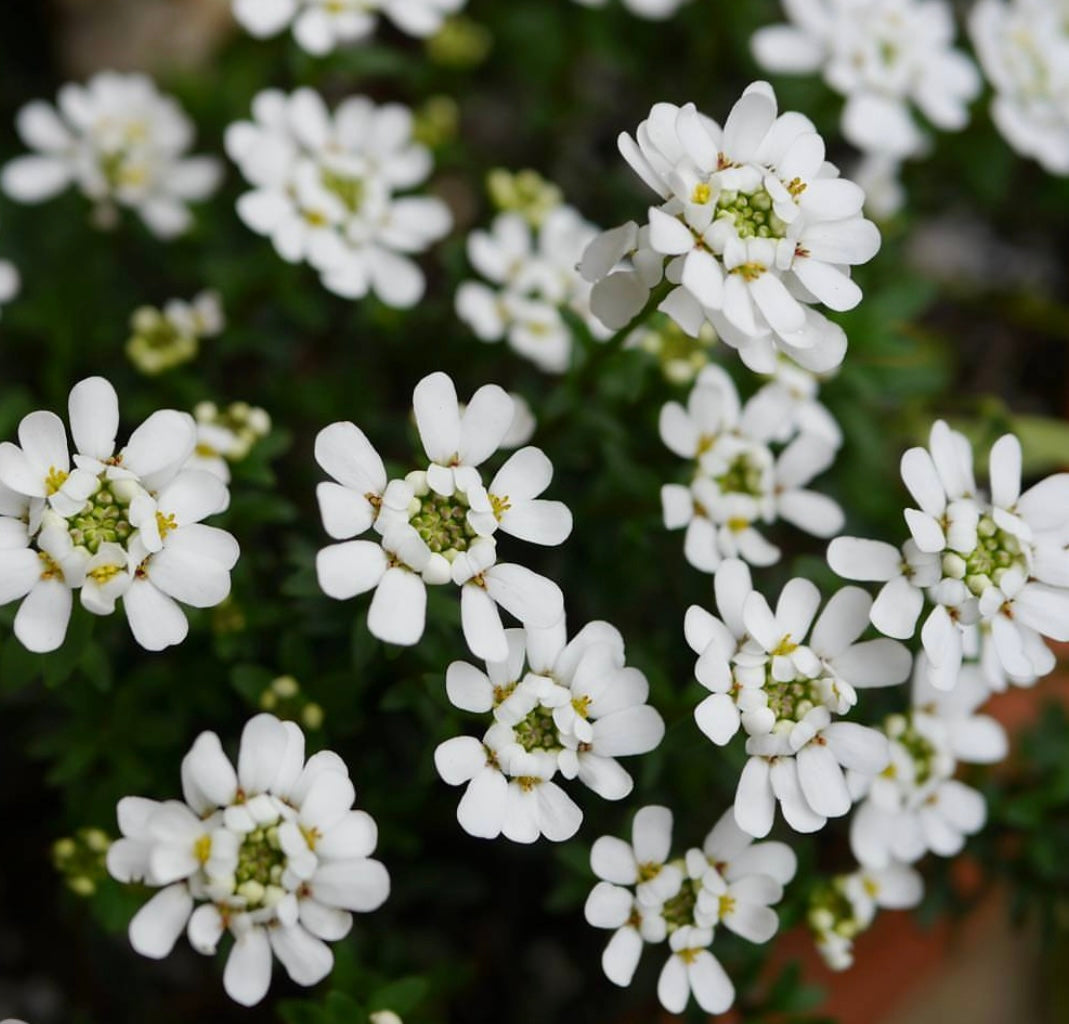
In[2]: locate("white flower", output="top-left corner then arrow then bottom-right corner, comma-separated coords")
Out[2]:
456,205 -> 610,373
0,377 -> 238,652
226,89 -> 452,308
127,290 -> 224,375
185,400 -> 271,485
582,82 -> 880,374
232,0 -> 466,53
1,72 -> 221,238
585,804 -> 789,1015
314,372 -> 568,659
849,657 -> 1007,868
685,560 -> 907,835
107,713 -> 389,1007
970,0 -> 1069,175
571,0 -> 692,19
660,365 -> 843,572
828,419 -> 1069,691
436,621 -> 664,841
808,862 -> 923,970
752,0 -> 981,159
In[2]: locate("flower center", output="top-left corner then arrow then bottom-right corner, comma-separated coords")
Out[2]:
409,493 -> 477,555
714,452 -> 766,498
952,514 -> 1026,597
662,880 -> 699,931
715,187 -> 786,240
67,477 -> 133,554
808,879 -> 860,940
233,822 -> 287,909
763,674 -> 825,724
513,705 -> 561,753
320,168 -> 365,213
885,713 -> 938,787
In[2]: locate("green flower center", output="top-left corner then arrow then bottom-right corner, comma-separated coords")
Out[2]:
885,713 -> 938,787
763,672 -> 826,724
662,880 -> 699,931
808,879 -> 860,939
714,452 -> 766,498
714,187 -> 787,240
513,705 -> 561,753
234,823 -> 287,908
953,514 -> 1025,597
67,478 -> 133,554
410,493 -> 477,555
321,168 -> 365,213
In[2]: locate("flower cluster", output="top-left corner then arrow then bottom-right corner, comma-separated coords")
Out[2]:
660,364 -> 843,571
625,312 -> 718,384
226,89 -> 452,307
751,0 -> 980,162
579,81 -> 880,375
126,290 -> 224,375
585,806 -> 795,1014
187,400 -> 272,486
434,620 -> 664,842
970,0 -> 1069,175
107,714 -> 389,1006
686,559 -> 911,836
807,862 -> 922,970
850,657 -> 1007,868
456,199 -> 610,373
232,0 -> 466,55
828,420 -> 1069,691
1,72 -> 221,238
0,377 -> 239,652
315,372 -> 568,659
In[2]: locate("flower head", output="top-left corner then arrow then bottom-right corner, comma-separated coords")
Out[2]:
107,713 -> 389,1006
1,72 -> 221,237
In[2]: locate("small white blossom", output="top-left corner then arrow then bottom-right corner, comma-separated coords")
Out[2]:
660,365 -> 843,572
232,0 -> 466,54
107,713 -> 389,1006
828,419 -> 1069,691
581,82 -> 880,375
315,372 -> 568,659
1,72 -> 221,238
126,290 -> 224,375
752,0 -> 980,159
585,805 -> 791,1015
970,0 -> 1069,175
456,204 -> 610,373
0,377 -> 238,652
226,89 -> 452,308
185,401 -> 272,485
571,0 -> 692,21
686,560 -> 909,836
435,620 -> 664,842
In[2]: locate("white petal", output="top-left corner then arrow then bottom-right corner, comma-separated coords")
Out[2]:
734,758 -> 775,838
413,372 -> 460,464
368,567 -> 426,646
316,541 -> 387,600
129,884 -> 193,960
14,578 -> 72,653
68,377 -> 118,461
688,950 -> 735,1014
224,927 -> 274,1007
270,925 -> 333,987
602,926 -> 643,987
796,742 -> 850,818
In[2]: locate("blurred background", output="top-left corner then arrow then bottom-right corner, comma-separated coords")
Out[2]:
0,1 -> 1067,1021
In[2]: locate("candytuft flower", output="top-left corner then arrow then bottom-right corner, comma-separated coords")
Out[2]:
752,0 -> 980,160
107,713 -> 389,1006
226,89 -> 452,308
1,72 -> 221,238
126,290 -> 224,375
580,82 -> 880,375
315,372 -> 569,659
0,377 -> 238,652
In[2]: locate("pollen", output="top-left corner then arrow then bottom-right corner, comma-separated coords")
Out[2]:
156,511 -> 178,540
45,466 -> 69,495
38,551 -> 65,581
490,492 -> 511,519
194,834 -> 212,863
691,182 -> 712,204
729,261 -> 766,281
88,563 -> 123,584
786,176 -> 807,198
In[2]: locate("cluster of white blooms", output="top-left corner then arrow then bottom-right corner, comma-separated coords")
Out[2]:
434,620 -> 664,842
187,401 -> 272,486
107,714 -> 389,1007
686,559 -> 912,836
226,89 -> 452,308
624,313 -> 718,384
660,365 -> 843,572
571,0 -> 692,19
807,861 -> 922,969
579,82 -> 880,375
585,806 -> 796,1014
0,378 -> 239,653
970,0 -> 1069,175
850,658 -> 1007,869
456,201 -> 610,373
126,290 -> 224,375
232,0 -> 465,55
315,372 -> 569,659
1,72 -> 221,239
752,1 -> 980,161
828,420 -> 1069,692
